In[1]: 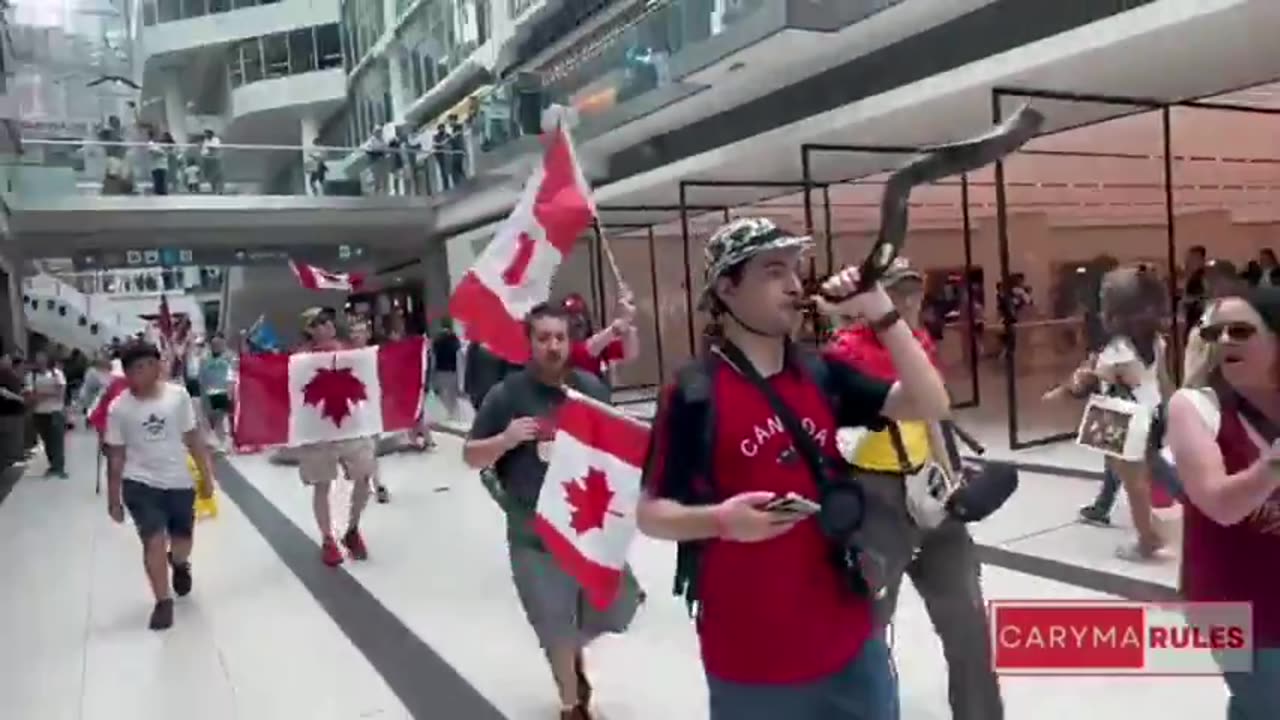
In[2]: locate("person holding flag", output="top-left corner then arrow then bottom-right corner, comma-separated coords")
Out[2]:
293,307 -> 379,566
562,291 -> 640,382
463,302 -> 642,720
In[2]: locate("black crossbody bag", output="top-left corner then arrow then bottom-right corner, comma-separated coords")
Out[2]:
717,342 -> 880,599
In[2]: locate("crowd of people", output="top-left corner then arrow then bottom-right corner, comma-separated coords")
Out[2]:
13,221 -> 1277,718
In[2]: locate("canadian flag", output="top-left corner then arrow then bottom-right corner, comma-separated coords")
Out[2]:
533,391 -> 650,610
86,376 -> 128,435
232,338 -> 426,448
290,260 -> 365,292
448,122 -> 595,363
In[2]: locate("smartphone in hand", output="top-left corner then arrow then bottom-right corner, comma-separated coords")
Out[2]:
762,492 -> 822,518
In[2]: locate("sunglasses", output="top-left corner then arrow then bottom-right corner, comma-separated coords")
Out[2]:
1198,322 -> 1258,343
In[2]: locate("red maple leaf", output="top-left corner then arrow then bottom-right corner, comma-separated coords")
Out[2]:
301,359 -> 368,427
563,467 -> 618,535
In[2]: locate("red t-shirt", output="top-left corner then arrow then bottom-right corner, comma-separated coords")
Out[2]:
570,339 -> 624,377
824,324 -> 939,382
1182,403 -> 1280,647
647,357 -> 889,683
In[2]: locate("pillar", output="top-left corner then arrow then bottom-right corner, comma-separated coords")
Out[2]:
300,113 -> 322,195
162,68 -> 188,143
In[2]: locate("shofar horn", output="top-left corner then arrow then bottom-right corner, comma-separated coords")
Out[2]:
824,104 -> 1046,301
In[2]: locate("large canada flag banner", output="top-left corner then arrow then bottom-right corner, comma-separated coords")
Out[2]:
448,123 -> 595,363
232,337 -> 426,448
533,392 -> 650,610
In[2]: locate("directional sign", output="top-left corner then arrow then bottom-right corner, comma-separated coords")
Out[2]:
72,243 -> 372,271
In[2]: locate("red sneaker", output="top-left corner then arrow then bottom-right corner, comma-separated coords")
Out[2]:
321,538 -> 344,567
341,528 -> 368,560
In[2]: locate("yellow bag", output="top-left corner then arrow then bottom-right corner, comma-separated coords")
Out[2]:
189,454 -> 218,520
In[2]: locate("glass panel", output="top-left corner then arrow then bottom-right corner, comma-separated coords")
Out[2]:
209,0 -> 229,13
241,39 -> 263,83
262,33 -> 289,78
181,0 -> 207,19
289,29 -> 317,73
143,0 -> 158,25
158,0 -> 180,22
316,24 -> 343,69
233,0 -> 256,9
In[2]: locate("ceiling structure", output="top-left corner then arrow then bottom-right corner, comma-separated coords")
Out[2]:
525,0 -> 1280,247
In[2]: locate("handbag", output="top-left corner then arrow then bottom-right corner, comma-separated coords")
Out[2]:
891,420 -> 1019,528
937,420 -> 1020,523
717,342 -> 879,599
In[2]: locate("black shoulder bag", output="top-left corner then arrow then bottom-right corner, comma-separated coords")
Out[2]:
717,342 -> 878,599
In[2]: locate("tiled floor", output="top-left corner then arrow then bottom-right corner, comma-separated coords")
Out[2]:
0,417 -> 1232,720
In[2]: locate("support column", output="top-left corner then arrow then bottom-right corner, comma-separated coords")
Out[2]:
385,0 -> 410,120
162,68 -> 188,142
300,113 -> 322,195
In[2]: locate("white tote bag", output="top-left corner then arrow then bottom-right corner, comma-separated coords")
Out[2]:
1076,393 -> 1152,461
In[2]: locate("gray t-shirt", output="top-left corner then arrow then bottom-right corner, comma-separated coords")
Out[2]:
469,368 -> 610,543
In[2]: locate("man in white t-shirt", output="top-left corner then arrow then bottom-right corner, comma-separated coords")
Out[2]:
104,341 -> 216,631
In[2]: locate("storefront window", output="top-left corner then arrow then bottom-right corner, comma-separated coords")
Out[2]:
262,33 -> 289,78
316,25 -> 344,69
227,25 -> 344,88
145,0 -> 286,23
395,0 -> 489,108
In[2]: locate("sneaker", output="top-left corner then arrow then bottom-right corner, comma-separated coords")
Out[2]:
341,527 -> 368,561
1078,505 -> 1111,526
321,537 -> 344,567
148,599 -> 174,631
575,653 -> 592,708
170,554 -> 193,597
375,485 -> 390,504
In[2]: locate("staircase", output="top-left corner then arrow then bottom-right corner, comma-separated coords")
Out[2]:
22,273 -> 149,353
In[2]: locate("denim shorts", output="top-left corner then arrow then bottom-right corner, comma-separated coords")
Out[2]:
122,479 -> 196,540
706,633 -> 899,720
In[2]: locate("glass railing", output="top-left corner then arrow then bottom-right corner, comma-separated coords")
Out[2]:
41,267 -> 226,296
472,0 -> 775,154
2,137 -> 471,200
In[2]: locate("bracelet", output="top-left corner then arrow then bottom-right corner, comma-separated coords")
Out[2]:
870,309 -> 902,334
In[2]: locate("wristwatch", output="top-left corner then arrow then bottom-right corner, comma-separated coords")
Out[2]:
870,309 -> 902,334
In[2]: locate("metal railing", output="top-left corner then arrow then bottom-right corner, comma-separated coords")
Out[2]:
3,137 -> 472,199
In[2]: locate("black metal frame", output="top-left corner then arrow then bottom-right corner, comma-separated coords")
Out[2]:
989,85 -> 1279,449
800,142 -> 981,410
588,203 -> 730,397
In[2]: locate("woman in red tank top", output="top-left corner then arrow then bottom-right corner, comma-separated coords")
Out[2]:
1166,289 -> 1280,719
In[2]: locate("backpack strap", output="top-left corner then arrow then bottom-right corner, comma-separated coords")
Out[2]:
667,357 -> 718,617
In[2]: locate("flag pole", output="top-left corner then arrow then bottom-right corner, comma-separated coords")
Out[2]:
592,217 -> 629,299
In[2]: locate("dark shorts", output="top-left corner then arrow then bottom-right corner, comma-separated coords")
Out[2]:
122,479 -> 196,540
185,379 -> 201,398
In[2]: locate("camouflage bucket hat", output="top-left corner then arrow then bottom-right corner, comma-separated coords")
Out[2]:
700,217 -> 812,309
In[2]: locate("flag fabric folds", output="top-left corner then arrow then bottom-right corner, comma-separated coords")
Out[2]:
232,337 -> 426,448
532,391 -> 650,610
290,260 -> 365,292
448,123 -> 596,364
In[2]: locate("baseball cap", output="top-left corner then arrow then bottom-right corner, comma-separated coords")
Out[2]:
700,217 -> 811,309
881,258 -> 924,289
300,307 -> 335,329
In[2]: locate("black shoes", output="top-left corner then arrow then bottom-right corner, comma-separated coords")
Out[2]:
148,599 -> 174,631
1078,504 -> 1111,526
170,554 -> 193,597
